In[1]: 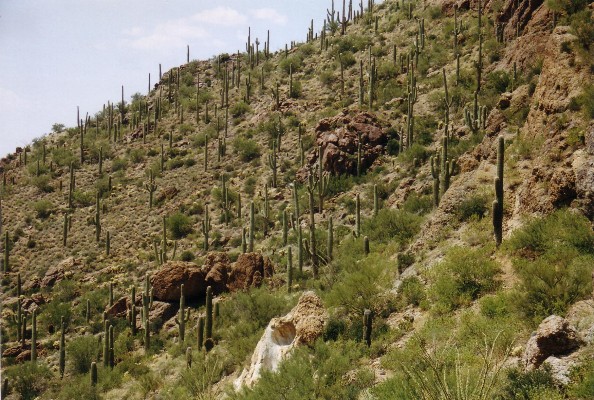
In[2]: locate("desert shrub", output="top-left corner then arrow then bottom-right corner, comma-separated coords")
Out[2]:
399,276 -> 427,308
400,143 -> 429,164
55,376 -> 101,400
319,69 -> 336,87
570,10 -> 594,50
401,192 -> 433,215
180,250 -> 195,261
362,209 -> 422,245
68,335 -> 100,374
279,54 -> 303,74
31,174 -> 53,193
500,367 -> 557,400
111,157 -> 128,172
72,190 -> 94,207
230,101 -> 251,118
4,362 -> 53,400
128,148 -> 145,164
33,199 -> 55,219
456,192 -> 489,221
52,147 -> 77,167
428,246 -> 501,313
289,79 -> 302,98
166,157 -> 185,170
576,84 -> 594,120
233,137 -> 261,162
486,70 -> 511,94
167,212 -> 193,239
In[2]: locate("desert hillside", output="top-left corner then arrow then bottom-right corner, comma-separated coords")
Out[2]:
1,0 -> 594,399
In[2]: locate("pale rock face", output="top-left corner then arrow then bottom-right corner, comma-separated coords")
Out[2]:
234,291 -> 327,389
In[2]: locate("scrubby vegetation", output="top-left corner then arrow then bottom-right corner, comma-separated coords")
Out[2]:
1,0 -> 593,398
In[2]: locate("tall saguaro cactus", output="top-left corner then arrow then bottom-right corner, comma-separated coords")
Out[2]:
493,136 -> 504,247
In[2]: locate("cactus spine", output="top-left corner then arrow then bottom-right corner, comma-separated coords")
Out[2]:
493,136 -> 504,247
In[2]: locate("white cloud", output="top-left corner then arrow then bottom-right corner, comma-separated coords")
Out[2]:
250,8 -> 288,25
191,7 -> 248,26
0,86 -> 29,111
121,7 -> 248,51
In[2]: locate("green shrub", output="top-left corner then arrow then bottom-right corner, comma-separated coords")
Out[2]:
128,148 -> 146,164
72,190 -> 94,207
279,54 -> 303,74
401,192 -> 433,215
399,276 -> 426,308
500,367 -> 557,400
577,84 -> 594,120
111,157 -> 128,172
4,362 -> 53,400
456,193 -> 489,221
52,147 -> 77,167
33,199 -> 55,219
400,143 -> 429,164
230,101 -> 251,118
233,138 -> 261,162
244,176 -> 257,195
68,335 -> 101,374
31,175 -> 53,193
428,246 -> 501,313
362,209 -> 423,245
167,212 -> 193,239
180,250 -> 195,261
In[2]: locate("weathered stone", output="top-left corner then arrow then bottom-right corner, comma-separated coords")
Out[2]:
234,291 -> 327,389
227,253 -> 274,292
151,261 -> 206,301
523,315 -> 584,370
203,252 -> 231,295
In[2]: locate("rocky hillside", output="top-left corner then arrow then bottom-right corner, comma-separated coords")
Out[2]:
1,0 -> 593,399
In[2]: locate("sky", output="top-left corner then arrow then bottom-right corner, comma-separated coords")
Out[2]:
0,0 -> 340,158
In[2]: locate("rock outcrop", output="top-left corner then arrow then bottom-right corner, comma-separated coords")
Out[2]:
523,315 -> 584,370
227,253 -> 274,292
234,291 -> 327,389
151,253 -> 275,302
298,110 -> 388,179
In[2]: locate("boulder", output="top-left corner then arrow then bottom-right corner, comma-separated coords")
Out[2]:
203,252 -> 231,295
40,257 -> 79,288
298,110 -> 388,179
147,301 -> 177,328
151,261 -> 206,301
105,297 -> 130,318
227,253 -> 274,292
234,291 -> 327,389
523,315 -> 584,370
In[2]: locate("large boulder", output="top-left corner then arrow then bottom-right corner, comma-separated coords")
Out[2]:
40,257 -> 80,288
227,253 -> 274,292
151,261 -> 206,301
298,110 -> 388,178
203,252 -> 231,295
523,315 -> 584,370
234,291 -> 327,389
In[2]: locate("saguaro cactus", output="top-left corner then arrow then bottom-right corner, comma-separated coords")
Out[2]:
197,316 -> 205,350
144,170 -> 157,209
249,202 -> 255,252
176,284 -> 190,342
59,317 -> 66,378
363,309 -> 373,347
3,231 -> 8,272
205,286 -> 213,340
287,247 -> 293,293
202,207 -> 211,251
90,362 -> 98,386
493,136 -> 504,246
31,309 -> 37,362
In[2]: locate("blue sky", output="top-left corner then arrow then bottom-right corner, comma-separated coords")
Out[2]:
0,0 -> 337,157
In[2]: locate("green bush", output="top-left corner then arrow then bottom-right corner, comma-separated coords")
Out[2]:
72,190 -> 94,207
180,250 -> 195,261
33,199 -> 55,219
362,209 -> 423,245
571,10 -> 594,50
111,157 -> 128,172
128,148 -> 146,164
230,101 -> 251,118
167,212 -> 193,239
500,367 -> 557,400
428,246 -> 501,313
52,147 -> 77,167
399,276 -> 427,308
4,361 -> 53,400
233,137 -> 261,162
456,193 -> 489,221
31,175 -> 54,193
279,54 -> 304,74
68,335 -> 101,374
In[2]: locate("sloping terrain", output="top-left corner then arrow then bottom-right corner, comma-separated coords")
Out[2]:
1,0 -> 593,399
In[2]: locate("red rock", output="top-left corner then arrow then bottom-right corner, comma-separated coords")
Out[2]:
227,253 -> 275,292
151,261 -> 206,301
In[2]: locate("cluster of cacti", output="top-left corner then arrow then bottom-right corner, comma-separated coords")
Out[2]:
430,137 -> 456,207
464,92 -> 487,134
493,136 -> 505,246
